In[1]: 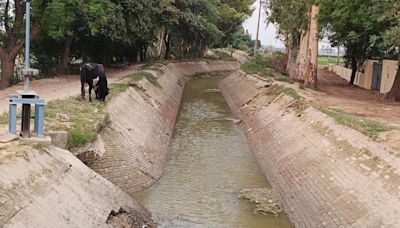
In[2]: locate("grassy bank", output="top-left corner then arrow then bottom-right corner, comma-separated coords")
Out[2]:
241,57 -> 273,77
320,108 -> 391,138
45,71 -> 159,150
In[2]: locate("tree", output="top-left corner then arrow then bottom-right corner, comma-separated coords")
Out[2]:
318,0 -> 388,85
39,0 -> 112,73
232,28 -> 253,51
0,0 -> 51,88
265,0 -> 319,87
378,0 -> 400,100
216,0 -> 254,47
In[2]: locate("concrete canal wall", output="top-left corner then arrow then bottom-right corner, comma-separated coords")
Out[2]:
0,146 -> 153,227
220,70 -> 400,227
87,61 -> 240,194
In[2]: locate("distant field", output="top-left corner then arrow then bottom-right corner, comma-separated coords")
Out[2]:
318,56 -> 344,65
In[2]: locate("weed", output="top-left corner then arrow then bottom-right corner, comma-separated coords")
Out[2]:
275,75 -> 295,84
0,112 -> 8,124
271,84 -> 303,101
241,56 -> 273,77
320,108 -> 391,139
299,84 -> 306,90
129,72 -> 160,87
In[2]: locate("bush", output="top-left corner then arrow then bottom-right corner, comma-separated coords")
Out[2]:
264,52 -> 287,75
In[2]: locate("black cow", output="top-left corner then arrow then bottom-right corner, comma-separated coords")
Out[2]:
80,62 -> 105,102
95,74 -> 109,101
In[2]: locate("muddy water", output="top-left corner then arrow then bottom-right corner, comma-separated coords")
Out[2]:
135,75 -> 291,227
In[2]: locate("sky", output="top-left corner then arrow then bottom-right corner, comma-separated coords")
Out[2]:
243,1 -> 285,48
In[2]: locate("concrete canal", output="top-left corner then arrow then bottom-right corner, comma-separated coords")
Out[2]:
135,74 -> 291,227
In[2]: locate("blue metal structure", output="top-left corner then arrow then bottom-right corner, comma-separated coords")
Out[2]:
8,0 -> 45,138
8,95 -> 45,137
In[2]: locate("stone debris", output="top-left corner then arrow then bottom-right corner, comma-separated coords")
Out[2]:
56,113 -> 71,122
0,133 -> 18,143
223,118 -> 243,124
238,188 -> 283,217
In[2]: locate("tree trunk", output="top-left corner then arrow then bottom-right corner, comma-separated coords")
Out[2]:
384,63 -> 400,100
350,58 -> 357,85
164,32 -> 170,59
0,56 -> 16,89
304,5 -> 319,87
57,36 -> 73,74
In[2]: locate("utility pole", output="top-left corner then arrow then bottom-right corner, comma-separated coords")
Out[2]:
254,0 -> 262,57
337,46 -> 340,65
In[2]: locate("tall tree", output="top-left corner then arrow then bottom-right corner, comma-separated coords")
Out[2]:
318,0 -> 388,85
265,0 -> 319,87
378,0 -> 400,100
40,0 -> 112,73
0,0 -> 51,88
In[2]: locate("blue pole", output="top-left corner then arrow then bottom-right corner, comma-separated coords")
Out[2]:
24,0 -> 30,91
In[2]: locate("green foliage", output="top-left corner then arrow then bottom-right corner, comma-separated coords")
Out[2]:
275,75 -> 295,84
0,112 -> 8,125
241,56 -> 273,77
318,0 -> 395,63
67,128 -> 98,149
317,56 -> 344,65
271,84 -> 303,101
320,108 -> 391,139
108,83 -> 129,100
265,0 -> 315,39
232,27 -> 261,52
44,81 -> 133,149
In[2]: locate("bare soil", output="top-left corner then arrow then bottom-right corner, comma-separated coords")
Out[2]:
314,66 -> 400,126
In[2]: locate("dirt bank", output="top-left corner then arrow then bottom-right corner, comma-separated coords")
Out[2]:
86,61 -> 240,194
220,70 -> 400,227
0,146 -> 153,227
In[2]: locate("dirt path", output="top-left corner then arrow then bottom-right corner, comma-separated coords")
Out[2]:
0,64 -> 142,113
313,66 -> 400,125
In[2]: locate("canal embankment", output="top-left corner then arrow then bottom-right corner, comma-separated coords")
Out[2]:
0,145 -> 153,227
219,70 -> 400,227
85,61 -> 240,194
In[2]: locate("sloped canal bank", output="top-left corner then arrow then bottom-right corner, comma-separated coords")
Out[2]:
135,74 -> 291,227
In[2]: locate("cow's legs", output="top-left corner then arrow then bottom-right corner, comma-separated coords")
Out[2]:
81,83 -> 85,100
89,84 -> 93,102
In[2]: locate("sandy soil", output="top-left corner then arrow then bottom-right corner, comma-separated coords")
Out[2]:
0,64 -> 143,113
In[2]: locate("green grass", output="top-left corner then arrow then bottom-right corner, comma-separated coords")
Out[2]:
108,83 -> 129,99
128,72 -> 160,87
271,84 -> 303,101
0,112 -> 8,124
318,56 -> 345,65
275,75 -> 295,84
320,108 -> 391,138
241,57 -> 273,77
45,96 -> 107,149
45,81 -> 130,150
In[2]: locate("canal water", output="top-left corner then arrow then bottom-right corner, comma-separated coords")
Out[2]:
135,75 -> 291,227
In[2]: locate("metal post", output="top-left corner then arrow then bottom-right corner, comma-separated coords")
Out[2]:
337,46 -> 340,65
8,102 -> 17,134
24,0 -> 30,92
21,0 -> 31,138
253,0 -> 262,57
21,104 -> 31,137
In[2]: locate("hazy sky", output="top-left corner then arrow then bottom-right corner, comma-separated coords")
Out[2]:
243,1 -> 284,48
